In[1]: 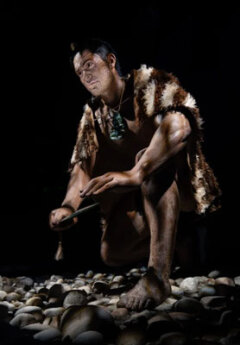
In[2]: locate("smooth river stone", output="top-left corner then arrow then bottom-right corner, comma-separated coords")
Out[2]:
60,305 -> 116,342
15,305 -> 43,322
43,307 -> 65,317
198,286 -> 216,297
157,331 -> 188,345
63,290 -> 88,308
10,312 -> 36,328
93,273 -> 105,280
234,276 -> 240,286
73,330 -> 104,344
179,277 -> 199,294
171,286 -> 184,298
200,296 -> 227,309
112,275 -> 125,284
208,270 -> 221,278
0,290 -> 7,301
173,297 -> 204,315
0,301 -> 15,312
6,292 -> 22,302
48,283 -> 64,298
25,296 -> 44,307
215,277 -> 235,286
155,298 -> 177,312
147,312 -> 181,340
93,281 -> 110,294
22,323 -> 51,332
34,327 -> 62,342
15,276 -> 34,290
115,325 -> 146,345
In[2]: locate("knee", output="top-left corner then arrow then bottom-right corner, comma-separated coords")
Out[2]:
100,241 -> 122,267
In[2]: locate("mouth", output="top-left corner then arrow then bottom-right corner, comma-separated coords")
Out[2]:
88,80 -> 98,86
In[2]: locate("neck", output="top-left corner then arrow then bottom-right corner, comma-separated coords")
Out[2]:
101,75 -> 125,108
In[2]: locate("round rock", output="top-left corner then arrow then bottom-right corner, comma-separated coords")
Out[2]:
34,328 -> 62,342
60,305 -> 116,341
173,297 -> 204,315
63,290 -> 88,308
116,325 -> 146,345
73,330 -> 104,344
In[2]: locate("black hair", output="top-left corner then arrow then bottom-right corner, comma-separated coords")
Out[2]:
70,38 -> 122,76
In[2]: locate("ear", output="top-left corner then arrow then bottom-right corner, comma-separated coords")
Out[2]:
107,53 -> 117,70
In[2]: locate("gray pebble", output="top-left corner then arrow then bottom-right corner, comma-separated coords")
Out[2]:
63,290 -> 88,308
208,270 -> 221,278
93,280 -> 110,294
22,323 -> 50,332
34,327 -> 62,342
60,305 -> 116,341
171,286 -> 184,298
173,297 -> 204,315
73,330 -> 104,344
234,276 -> 240,286
15,305 -> 42,315
0,301 -> 15,311
215,277 -> 235,287
15,276 -> 34,290
25,296 -> 44,307
10,312 -> 36,328
0,290 -> 7,301
86,270 -> 94,278
179,277 -> 199,294
43,307 -> 65,317
112,275 -> 125,284
200,296 -> 227,308
158,332 -> 188,345
198,285 -> 216,297
48,283 -> 64,298
6,292 -> 22,302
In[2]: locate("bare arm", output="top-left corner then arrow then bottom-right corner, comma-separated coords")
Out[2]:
79,111 -> 191,197
61,163 -> 91,211
131,111 -> 192,182
49,162 -> 91,230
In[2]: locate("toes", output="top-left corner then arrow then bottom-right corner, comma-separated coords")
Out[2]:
117,295 -> 127,308
144,298 -> 154,309
131,298 -> 141,311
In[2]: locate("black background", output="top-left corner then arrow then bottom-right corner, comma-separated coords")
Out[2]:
0,2 -> 239,277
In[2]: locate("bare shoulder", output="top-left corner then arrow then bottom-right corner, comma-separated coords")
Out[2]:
160,111 -> 191,134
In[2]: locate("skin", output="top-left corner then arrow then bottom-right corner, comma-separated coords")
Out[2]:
49,49 -> 194,310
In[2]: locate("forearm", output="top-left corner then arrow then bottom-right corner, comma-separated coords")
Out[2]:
61,163 -> 91,211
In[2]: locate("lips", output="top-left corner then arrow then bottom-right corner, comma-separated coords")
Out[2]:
88,80 -> 98,85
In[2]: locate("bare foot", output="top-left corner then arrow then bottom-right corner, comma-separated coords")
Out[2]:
117,267 -> 171,311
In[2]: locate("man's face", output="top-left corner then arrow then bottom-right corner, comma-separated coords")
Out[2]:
73,50 -> 114,97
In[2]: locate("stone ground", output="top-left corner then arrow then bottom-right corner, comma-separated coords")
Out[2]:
0,266 -> 240,345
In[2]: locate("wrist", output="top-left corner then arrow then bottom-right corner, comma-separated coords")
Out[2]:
61,203 -> 76,213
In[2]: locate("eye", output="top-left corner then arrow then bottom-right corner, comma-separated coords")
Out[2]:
86,61 -> 93,68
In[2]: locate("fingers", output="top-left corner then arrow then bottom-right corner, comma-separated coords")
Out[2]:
80,176 -> 114,197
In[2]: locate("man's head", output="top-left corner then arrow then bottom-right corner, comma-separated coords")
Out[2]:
70,38 -> 122,98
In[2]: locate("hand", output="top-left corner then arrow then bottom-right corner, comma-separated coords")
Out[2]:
80,170 -> 141,197
49,207 -> 78,231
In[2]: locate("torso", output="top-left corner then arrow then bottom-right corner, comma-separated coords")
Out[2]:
92,77 -> 196,213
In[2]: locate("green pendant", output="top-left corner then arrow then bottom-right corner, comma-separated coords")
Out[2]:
109,112 -> 126,140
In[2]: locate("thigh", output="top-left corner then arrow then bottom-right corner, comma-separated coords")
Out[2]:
101,190 -> 150,251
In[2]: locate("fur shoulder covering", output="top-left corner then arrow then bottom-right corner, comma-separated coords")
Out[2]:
68,103 -> 98,172
134,64 -> 221,215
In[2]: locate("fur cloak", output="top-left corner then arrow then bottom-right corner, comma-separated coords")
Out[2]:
69,65 -> 221,215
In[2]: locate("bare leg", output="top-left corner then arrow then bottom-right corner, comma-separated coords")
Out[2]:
118,163 -> 180,310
